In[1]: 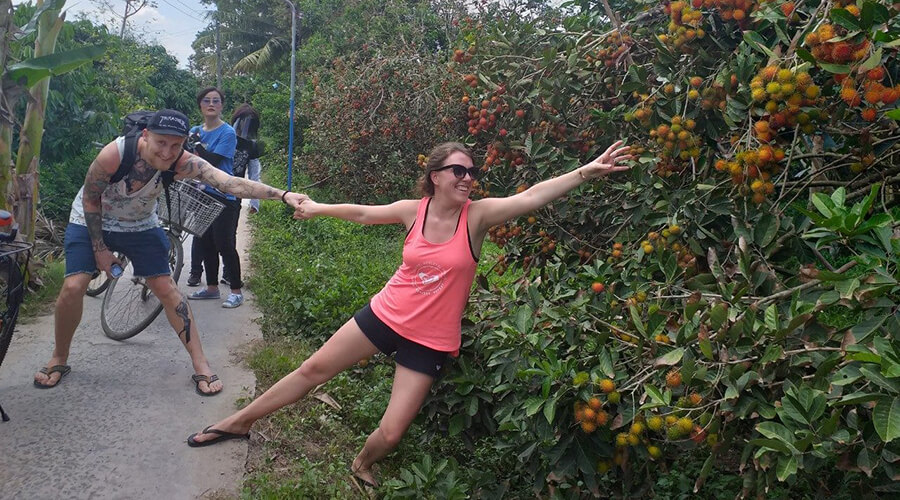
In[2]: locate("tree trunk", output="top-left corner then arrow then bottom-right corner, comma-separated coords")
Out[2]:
13,0 -> 65,242
0,0 -> 14,211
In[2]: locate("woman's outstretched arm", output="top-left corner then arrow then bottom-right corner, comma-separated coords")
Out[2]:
294,199 -> 419,227
470,141 -> 632,233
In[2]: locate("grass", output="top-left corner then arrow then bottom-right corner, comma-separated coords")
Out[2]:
19,259 -> 66,320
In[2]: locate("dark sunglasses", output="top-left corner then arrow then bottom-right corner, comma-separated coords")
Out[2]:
435,164 -> 480,180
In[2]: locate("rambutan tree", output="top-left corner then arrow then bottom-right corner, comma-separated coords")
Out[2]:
416,0 -> 900,496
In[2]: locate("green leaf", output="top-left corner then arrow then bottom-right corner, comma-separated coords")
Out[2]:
818,62 -> 852,74
830,8 -> 863,31
756,421 -> 799,453
597,348 -> 615,378
761,344 -> 784,365
861,1 -> 891,28
811,192 -> 835,218
449,414 -> 465,436
754,214 -> 778,247
6,45 -> 107,88
653,347 -> 685,368
742,31 -> 776,59
750,438 -> 793,455
18,0 -> 67,39
765,305 -> 779,332
887,109 -> 900,120
847,314 -> 889,344
859,366 -> 900,394
776,455 -> 798,481
644,384 -> 666,405
699,338 -> 713,360
544,396 -> 557,424
709,303 -> 728,330
515,305 -> 534,334
629,304 -> 647,337
858,47 -> 883,73
874,397 -> 900,443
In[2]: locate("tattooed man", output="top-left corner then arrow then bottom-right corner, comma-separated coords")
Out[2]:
33,109 -> 306,395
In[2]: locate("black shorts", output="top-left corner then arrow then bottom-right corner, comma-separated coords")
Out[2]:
353,303 -> 449,379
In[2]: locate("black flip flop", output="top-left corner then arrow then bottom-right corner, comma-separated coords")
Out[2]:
191,374 -> 221,396
186,425 -> 250,448
33,365 -> 71,389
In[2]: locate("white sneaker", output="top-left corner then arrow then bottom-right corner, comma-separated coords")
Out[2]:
222,293 -> 244,308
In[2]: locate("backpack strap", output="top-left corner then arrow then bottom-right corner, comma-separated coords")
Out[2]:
110,134 -> 139,184
161,149 -> 184,226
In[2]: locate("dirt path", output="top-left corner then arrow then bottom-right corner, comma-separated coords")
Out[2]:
0,206 -> 261,500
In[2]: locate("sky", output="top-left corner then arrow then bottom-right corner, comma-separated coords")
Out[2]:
19,0 -> 212,68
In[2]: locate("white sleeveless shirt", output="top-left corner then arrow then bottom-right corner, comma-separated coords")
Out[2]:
68,136 -> 163,232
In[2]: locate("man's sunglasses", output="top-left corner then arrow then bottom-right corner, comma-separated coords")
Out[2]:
435,164 -> 480,180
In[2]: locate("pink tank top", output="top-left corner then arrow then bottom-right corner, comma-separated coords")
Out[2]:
370,197 -> 478,352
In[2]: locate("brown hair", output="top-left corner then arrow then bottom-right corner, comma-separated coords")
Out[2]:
196,87 -> 225,108
417,142 -> 474,196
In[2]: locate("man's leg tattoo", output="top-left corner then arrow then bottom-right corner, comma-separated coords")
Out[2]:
175,298 -> 192,343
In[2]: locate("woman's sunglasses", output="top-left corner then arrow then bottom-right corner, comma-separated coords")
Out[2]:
435,164 -> 480,180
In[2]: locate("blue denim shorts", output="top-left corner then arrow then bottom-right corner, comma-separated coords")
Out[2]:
64,223 -> 171,278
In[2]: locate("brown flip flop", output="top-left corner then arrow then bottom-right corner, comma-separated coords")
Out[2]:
34,365 -> 71,389
191,374 -> 222,396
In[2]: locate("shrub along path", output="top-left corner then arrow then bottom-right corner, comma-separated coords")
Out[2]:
0,205 -> 261,499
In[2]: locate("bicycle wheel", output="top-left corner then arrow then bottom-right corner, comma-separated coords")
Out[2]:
86,252 -> 128,297
0,256 -> 25,371
100,232 -> 183,341
84,270 -> 108,297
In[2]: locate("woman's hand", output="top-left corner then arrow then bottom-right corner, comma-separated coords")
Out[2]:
580,140 -> 633,180
294,198 -> 320,220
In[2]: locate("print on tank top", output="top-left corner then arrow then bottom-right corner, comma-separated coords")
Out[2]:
414,262 -> 445,295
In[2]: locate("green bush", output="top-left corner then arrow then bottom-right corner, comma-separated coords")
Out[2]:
247,167 -> 402,342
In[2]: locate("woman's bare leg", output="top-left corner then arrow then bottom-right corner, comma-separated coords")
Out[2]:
351,364 -> 435,486
189,317 -> 379,443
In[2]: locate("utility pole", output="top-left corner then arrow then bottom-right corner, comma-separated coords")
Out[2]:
215,14 -> 222,88
283,0 -> 296,191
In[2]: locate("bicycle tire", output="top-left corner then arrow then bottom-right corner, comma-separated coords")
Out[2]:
100,231 -> 183,341
0,256 -> 25,371
84,270 -> 109,297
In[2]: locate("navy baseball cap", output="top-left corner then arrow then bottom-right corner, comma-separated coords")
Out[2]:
147,109 -> 189,136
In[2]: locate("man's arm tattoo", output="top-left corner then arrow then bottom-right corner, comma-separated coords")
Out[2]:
175,297 -> 192,343
83,160 -> 110,253
184,156 -> 282,199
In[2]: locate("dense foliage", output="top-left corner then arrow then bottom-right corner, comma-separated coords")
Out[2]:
243,0 -> 900,496
408,0 -> 899,497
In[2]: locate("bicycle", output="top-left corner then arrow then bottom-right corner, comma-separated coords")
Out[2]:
0,210 -> 33,422
99,180 -> 224,341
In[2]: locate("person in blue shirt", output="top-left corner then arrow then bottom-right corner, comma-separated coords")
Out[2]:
186,87 -> 245,308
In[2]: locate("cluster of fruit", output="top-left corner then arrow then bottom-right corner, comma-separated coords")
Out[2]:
804,23 -> 870,64
648,116 -> 702,175
573,379 -> 618,433
659,1 -> 706,53
452,44 -> 475,63
464,96 -> 509,136
837,68 -> 899,123
585,31 -> 633,68
704,0 -> 758,24
715,146 -> 784,203
750,66 -> 824,140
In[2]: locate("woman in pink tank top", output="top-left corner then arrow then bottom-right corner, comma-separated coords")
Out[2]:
187,140 -> 632,487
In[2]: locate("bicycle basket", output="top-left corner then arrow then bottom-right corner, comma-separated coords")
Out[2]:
157,180 -> 225,237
